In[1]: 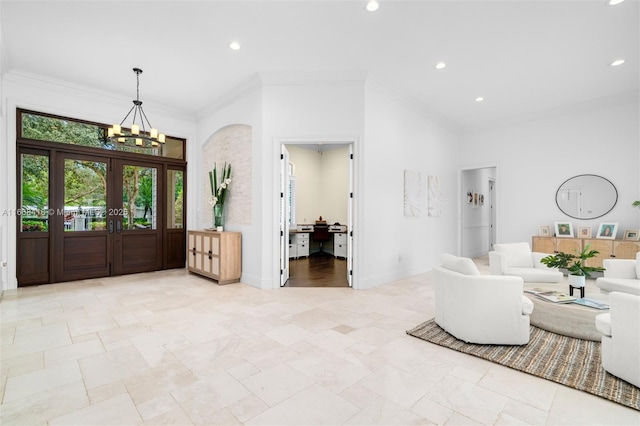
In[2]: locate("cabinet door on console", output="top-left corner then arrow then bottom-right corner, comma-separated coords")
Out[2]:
556,238 -> 582,255
613,241 -> 640,260
532,237 -> 555,254
583,239 -> 613,268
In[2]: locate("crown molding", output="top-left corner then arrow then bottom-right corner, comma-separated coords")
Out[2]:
198,70 -> 369,118
462,90 -> 640,134
364,76 -> 461,133
259,70 -> 369,86
197,73 -> 263,119
3,70 -> 195,122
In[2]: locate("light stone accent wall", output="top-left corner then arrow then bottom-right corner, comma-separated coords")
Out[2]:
203,124 -> 252,226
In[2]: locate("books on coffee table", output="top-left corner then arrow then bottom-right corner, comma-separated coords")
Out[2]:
525,288 -> 609,308
525,288 -> 577,303
572,298 -> 609,310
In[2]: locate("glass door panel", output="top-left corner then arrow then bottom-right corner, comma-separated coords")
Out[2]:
122,165 -> 157,231
63,159 -> 107,231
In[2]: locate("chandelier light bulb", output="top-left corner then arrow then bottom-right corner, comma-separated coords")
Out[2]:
435,62 -> 446,69
610,59 -> 625,66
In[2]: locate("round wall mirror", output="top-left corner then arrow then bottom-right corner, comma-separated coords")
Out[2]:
555,174 -> 617,219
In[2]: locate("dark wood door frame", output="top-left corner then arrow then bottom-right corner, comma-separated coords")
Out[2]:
16,139 -> 187,286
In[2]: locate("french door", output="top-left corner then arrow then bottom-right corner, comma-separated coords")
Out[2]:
51,154 -> 163,282
18,147 -> 185,286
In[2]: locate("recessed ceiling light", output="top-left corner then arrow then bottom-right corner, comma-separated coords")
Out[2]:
435,62 -> 446,70
229,41 -> 241,51
475,97 -> 484,102
610,59 -> 625,66
366,1 -> 379,12
608,0 -> 624,5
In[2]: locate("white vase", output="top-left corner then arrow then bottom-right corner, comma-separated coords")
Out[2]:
568,274 -> 586,288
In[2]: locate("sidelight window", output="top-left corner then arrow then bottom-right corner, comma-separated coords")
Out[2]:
20,152 -> 49,232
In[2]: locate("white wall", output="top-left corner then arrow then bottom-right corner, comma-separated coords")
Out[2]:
263,78 -> 364,289
287,145 -> 322,224
360,82 -> 460,288
287,145 -> 349,225
320,146 -> 350,225
460,100 -> 640,246
196,84 -> 264,288
0,72 -> 197,290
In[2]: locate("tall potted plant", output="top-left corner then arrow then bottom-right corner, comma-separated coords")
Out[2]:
540,244 -> 605,288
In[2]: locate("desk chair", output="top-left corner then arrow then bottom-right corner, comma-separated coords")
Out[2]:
313,224 -> 330,256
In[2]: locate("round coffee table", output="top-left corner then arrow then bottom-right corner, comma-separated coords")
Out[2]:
524,280 -> 608,342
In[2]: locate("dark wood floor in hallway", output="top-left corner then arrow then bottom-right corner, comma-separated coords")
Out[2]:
285,255 -> 349,287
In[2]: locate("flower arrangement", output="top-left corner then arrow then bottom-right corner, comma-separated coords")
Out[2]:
209,162 -> 232,207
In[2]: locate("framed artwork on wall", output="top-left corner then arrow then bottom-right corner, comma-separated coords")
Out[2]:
427,175 -> 441,217
578,226 -> 591,238
403,170 -> 422,217
554,222 -> 574,238
596,222 -> 618,239
623,229 -> 640,241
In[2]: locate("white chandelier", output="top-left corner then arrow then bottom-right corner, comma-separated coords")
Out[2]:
107,68 -> 165,147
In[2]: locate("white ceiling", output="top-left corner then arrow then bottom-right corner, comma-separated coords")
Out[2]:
1,0 -> 638,131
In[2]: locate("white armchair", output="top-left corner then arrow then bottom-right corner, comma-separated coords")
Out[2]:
435,253 -> 534,345
489,242 -> 563,283
595,252 -> 640,296
595,292 -> 640,387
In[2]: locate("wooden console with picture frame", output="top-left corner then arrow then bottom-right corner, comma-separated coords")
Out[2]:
535,221 -> 640,268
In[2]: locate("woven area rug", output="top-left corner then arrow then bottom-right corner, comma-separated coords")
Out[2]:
406,319 -> 639,411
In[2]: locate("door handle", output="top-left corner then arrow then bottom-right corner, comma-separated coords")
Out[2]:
108,219 -> 114,234
116,220 -> 122,234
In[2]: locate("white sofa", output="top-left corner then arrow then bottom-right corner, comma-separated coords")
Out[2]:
435,253 -> 534,345
595,252 -> 640,296
595,292 -> 640,388
489,242 -> 563,283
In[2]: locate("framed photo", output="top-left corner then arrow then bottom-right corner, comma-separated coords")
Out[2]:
596,222 -> 618,239
624,229 -> 640,241
554,222 -> 574,238
578,226 -> 591,238
539,225 -> 551,237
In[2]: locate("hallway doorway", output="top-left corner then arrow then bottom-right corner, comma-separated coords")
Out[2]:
460,166 -> 498,258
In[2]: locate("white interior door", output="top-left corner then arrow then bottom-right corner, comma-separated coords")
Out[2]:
280,144 -> 291,286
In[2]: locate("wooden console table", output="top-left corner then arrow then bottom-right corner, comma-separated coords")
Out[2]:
188,230 -> 241,284
532,236 -> 640,268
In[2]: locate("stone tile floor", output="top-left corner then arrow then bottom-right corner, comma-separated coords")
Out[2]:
1,267 -> 638,425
